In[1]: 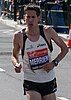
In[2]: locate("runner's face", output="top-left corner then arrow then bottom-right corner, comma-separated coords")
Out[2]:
24,10 -> 40,27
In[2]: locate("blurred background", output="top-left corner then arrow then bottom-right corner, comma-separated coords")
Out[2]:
0,0 -> 71,33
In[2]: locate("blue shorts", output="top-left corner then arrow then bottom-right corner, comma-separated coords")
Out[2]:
23,78 -> 57,96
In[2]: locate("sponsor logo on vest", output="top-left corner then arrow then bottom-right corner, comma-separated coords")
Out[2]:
26,45 -> 33,50
37,43 -> 46,47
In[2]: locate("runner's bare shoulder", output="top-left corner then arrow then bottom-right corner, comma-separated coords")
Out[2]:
13,30 -> 23,48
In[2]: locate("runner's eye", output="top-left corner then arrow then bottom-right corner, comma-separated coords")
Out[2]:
32,16 -> 35,18
27,16 -> 30,18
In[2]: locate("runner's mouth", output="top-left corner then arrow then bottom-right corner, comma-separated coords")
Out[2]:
29,24 -> 33,26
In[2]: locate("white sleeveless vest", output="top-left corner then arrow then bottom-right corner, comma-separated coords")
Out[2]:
22,35 -> 55,83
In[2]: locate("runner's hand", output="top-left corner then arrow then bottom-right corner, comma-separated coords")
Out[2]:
42,62 -> 54,72
14,63 -> 22,73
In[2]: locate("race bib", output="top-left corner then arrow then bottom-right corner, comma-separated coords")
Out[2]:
27,48 -> 49,70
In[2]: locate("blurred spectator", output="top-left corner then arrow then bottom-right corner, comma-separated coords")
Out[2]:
8,2 -> 14,19
43,0 -> 67,32
4,0 -> 8,10
50,0 -> 68,32
1,0 -> 9,18
51,3 -> 65,26
12,0 -> 14,5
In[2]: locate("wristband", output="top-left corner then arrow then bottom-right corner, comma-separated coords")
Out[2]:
52,59 -> 59,66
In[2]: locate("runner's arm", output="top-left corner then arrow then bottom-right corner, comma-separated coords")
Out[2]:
11,33 -> 22,73
42,27 -> 68,71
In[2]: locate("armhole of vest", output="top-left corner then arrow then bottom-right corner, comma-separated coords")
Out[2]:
39,25 -> 53,52
21,30 -> 27,58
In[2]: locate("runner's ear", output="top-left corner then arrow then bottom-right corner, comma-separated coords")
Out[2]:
23,15 -> 25,21
38,15 -> 41,19
38,16 -> 41,23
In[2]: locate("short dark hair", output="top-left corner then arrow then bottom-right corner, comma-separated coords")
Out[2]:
24,3 -> 40,16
